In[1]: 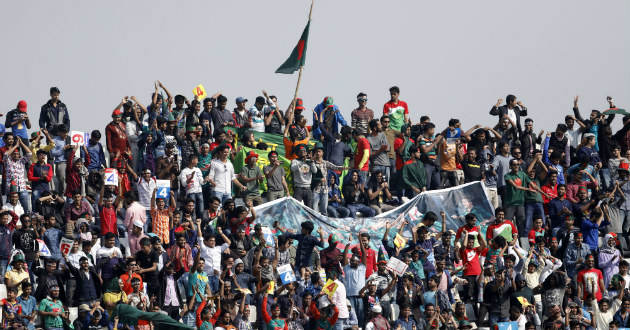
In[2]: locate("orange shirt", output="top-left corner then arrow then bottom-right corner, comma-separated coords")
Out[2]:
283,137 -> 309,160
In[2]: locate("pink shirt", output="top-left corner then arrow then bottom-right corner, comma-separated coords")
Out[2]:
124,202 -> 147,231
332,280 -> 349,319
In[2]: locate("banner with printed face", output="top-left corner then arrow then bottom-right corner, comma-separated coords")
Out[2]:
251,181 -> 495,250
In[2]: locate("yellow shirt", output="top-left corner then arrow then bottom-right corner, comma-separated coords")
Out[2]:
30,141 -> 56,163
5,269 -> 29,296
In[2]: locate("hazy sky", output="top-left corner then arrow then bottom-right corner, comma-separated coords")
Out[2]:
1,0 -> 628,135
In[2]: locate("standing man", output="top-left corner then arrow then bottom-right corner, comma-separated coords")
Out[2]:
238,151 -> 264,206
489,95 -> 528,133
264,95 -> 285,134
382,86 -> 409,132
353,128 -> 371,184
6,100 -> 31,145
367,119 -> 391,184
351,93 -> 374,135
39,87 -> 70,138
207,145 -> 247,205
399,146 -> 427,197
312,96 -> 348,140
263,151 -> 289,202
381,116 -> 399,185
105,109 -> 130,166
418,123 -> 443,190
249,91 -> 276,133
211,95 -> 236,133
290,144 -> 317,209
178,155 -> 205,219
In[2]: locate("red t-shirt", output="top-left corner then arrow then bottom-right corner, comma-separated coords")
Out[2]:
541,183 -> 558,204
486,220 -> 518,243
393,137 -> 415,170
354,137 -> 370,171
528,227 -> 545,245
460,247 -> 482,276
355,248 -> 377,278
577,268 -> 604,301
100,205 -> 118,236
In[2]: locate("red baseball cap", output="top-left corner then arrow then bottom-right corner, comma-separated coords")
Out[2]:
112,109 -> 123,117
17,100 -> 27,112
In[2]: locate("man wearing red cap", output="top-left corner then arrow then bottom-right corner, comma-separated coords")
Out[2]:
5,100 -> 31,145
238,151 -> 264,206
105,109 -> 131,166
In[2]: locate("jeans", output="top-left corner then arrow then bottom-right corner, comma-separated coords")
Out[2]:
267,190 -> 285,202
525,202 -> 545,233
622,210 -> 630,235
187,192 -> 204,219
504,204 -> 526,236
208,275 -> 220,294
347,204 -> 376,218
600,168 -> 611,191
31,189 -> 44,213
293,186 -> 313,209
327,205 -> 351,218
211,191 -> 231,205
0,259 -> 8,283
54,162 -> 67,194
424,163 -> 440,190
144,210 -> 152,233
440,170 -> 458,188
359,171 -> 369,186
15,190 -> 31,213
348,296 -> 364,327
313,191 -> 328,215
389,158 -> 396,187
370,204 -> 395,215
333,318 -> 347,330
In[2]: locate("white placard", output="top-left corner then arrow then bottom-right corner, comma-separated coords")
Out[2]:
261,226 -> 275,247
156,180 -> 171,199
104,168 -> 118,186
60,237 -> 74,255
386,257 -> 408,277
278,264 -> 296,284
71,131 -> 87,146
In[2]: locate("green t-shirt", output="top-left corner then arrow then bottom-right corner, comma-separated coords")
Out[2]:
524,178 -> 543,203
503,171 -> 531,206
240,164 -> 262,197
38,298 -> 64,329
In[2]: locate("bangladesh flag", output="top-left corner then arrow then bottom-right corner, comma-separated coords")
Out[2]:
603,108 -> 629,115
275,21 -> 310,74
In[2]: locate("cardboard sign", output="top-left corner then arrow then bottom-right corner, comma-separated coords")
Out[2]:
156,180 -> 171,199
446,128 -> 461,143
319,269 -> 327,283
498,322 -> 519,330
37,239 -> 51,257
386,257 -> 408,277
394,234 -> 407,248
70,131 -> 88,146
104,168 -> 119,186
267,281 -> 275,294
278,264 -> 296,285
321,279 -> 338,297
60,237 -> 74,255
261,227 -> 275,247
193,84 -> 207,99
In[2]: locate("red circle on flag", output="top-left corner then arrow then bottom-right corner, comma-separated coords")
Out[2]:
72,135 -> 83,143
297,40 -> 305,60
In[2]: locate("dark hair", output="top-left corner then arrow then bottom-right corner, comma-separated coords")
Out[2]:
57,124 -> 68,134
420,116 -> 430,123
104,232 -> 116,240
357,92 -> 367,99
493,236 -> 507,248
215,145 -> 230,154
423,122 -> 435,130
423,211 -> 438,222
495,207 -> 505,214
340,126 -> 353,136
448,118 -> 460,127
360,233 -> 370,240
217,95 -> 228,103
131,277 -> 141,285
506,95 -> 516,104
91,130 -> 102,139
380,115 -> 390,122
620,260 -> 630,267
535,236 -> 546,245
557,183 -> 567,190
465,213 -> 476,221
174,95 -> 185,103
550,151 -> 562,161
126,257 -> 136,265
389,86 -> 400,94
556,124 -> 568,133
21,281 -> 32,290
50,87 -> 60,94
509,306 -> 522,314
203,97 -> 213,105
123,191 -> 136,201
368,119 -> 379,131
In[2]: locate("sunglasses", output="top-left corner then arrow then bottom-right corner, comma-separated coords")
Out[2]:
358,98 -> 367,101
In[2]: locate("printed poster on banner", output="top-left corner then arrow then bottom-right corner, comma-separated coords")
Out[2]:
319,269 -> 327,283
277,264 -> 296,285
70,131 -> 88,146
386,257 -> 408,277
60,237 -> 74,255
407,206 -> 423,221
104,169 -> 119,186
193,84 -> 207,99
261,227 -> 275,247
498,321 -> 519,330
156,180 -> 171,199
37,239 -> 51,257
446,128 -> 461,143
321,279 -> 338,297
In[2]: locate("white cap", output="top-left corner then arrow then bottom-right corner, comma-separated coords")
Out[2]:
372,304 -> 382,313
133,220 -> 144,228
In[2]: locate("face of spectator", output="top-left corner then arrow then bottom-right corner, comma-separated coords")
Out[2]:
425,305 -> 435,318
271,306 -> 281,318
512,148 -> 521,159
105,237 -> 116,248
557,186 -> 566,197
390,91 -> 399,102
381,118 -> 390,129
351,172 -> 359,183
495,211 -> 505,223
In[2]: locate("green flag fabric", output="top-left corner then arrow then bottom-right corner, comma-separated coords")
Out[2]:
603,108 -> 629,115
275,21 -> 310,74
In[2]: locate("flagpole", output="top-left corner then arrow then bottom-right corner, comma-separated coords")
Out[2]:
292,0 -> 314,101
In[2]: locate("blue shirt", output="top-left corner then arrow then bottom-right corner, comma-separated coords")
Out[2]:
83,141 -> 106,171
581,219 -> 599,251
0,124 -> 6,148
548,198 -> 573,229
393,318 -> 417,330
50,136 -> 67,163
10,112 -> 29,139
343,264 -> 366,297
43,228 -> 64,260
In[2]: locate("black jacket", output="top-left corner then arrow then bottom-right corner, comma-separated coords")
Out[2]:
489,105 -> 527,133
39,100 -> 70,136
67,262 -> 102,301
